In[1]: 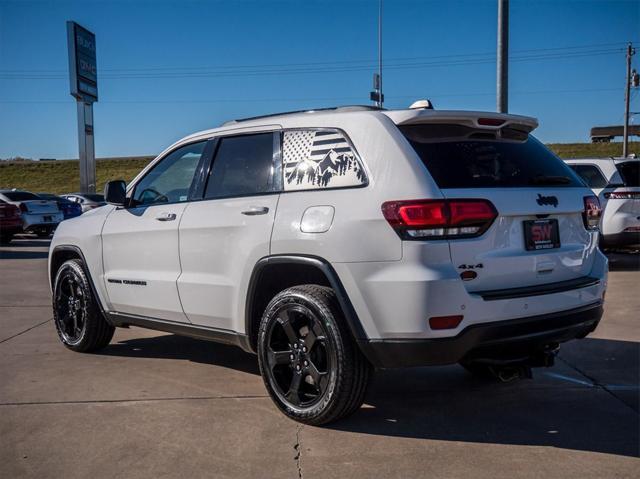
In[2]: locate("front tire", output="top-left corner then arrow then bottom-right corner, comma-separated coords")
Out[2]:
52,259 -> 114,352
257,285 -> 371,425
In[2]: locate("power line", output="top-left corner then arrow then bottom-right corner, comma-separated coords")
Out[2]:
0,87 -> 620,104
0,48 -> 624,80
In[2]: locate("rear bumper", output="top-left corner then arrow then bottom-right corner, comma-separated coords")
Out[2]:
22,213 -> 63,230
601,231 -> 640,248
357,302 -> 603,368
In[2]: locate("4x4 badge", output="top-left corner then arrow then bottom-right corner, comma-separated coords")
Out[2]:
536,194 -> 558,207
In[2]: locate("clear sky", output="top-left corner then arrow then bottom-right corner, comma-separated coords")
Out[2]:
0,0 -> 638,160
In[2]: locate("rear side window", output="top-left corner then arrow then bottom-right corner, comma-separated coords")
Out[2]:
282,129 -> 366,191
204,133 -> 276,199
400,124 -> 582,188
616,161 -> 640,187
568,164 -> 608,188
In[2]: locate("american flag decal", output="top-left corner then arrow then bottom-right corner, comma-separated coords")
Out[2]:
283,130 -> 366,190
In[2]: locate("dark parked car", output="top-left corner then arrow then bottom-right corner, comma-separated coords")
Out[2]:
37,193 -> 83,220
0,199 -> 23,244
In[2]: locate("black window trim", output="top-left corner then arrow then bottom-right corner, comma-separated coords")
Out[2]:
190,127 -> 368,203
125,126 -> 370,208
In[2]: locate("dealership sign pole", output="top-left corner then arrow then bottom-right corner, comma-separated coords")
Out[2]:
67,21 -> 98,193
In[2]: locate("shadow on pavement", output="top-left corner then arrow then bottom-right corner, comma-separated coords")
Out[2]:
101,334 -> 639,458
0,237 -> 51,259
607,251 -> 640,271
0,250 -> 49,259
101,333 -> 260,375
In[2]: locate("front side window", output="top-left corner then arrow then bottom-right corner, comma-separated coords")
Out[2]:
132,141 -> 205,206
568,164 -> 608,189
282,129 -> 366,191
204,133 -> 276,199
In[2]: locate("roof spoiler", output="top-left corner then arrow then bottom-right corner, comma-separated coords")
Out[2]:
395,111 -> 538,133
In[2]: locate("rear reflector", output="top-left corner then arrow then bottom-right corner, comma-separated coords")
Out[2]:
582,195 -> 601,230
429,315 -> 464,330
382,199 -> 497,240
604,191 -> 640,199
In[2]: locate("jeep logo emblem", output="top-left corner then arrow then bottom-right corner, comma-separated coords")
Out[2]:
536,194 -> 558,207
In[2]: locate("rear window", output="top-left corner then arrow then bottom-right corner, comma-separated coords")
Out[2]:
2,191 -> 40,201
568,164 -> 608,189
616,161 -> 640,187
399,124 -> 583,188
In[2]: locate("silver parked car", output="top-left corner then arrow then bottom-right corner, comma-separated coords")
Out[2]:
0,189 -> 63,237
60,193 -> 106,213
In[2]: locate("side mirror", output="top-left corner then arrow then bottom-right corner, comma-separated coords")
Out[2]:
104,180 -> 127,206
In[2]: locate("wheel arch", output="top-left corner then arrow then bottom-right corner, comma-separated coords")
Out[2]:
244,255 -> 368,352
50,245 -> 110,321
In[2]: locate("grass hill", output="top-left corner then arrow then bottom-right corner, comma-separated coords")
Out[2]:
0,142 -> 637,195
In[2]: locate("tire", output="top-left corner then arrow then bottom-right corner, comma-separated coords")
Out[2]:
52,259 -> 115,352
0,233 -> 14,244
257,285 -> 371,425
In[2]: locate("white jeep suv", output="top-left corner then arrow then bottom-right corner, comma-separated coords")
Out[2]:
49,105 -> 607,425
564,157 -> 640,248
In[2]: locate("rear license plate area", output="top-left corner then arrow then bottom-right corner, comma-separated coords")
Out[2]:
523,219 -> 560,251
43,215 -> 53,222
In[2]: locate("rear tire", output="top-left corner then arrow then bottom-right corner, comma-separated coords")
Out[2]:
258,285 -> 371,425
52,259 -> 114,352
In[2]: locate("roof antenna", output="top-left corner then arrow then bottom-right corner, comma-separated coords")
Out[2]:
370,0 -> 384,108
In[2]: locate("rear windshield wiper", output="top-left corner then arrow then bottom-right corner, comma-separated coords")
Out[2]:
528,175 -> 572,185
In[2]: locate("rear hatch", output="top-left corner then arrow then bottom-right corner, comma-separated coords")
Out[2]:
22,200 -> 60,214
396,116 -> 597,292
1,191 -> 60,214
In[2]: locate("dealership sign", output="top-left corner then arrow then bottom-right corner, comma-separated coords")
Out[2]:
67,21 -> 98,102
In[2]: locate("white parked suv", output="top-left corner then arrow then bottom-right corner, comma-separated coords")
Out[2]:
49,105 -> 607,424
564,157 -> 640,248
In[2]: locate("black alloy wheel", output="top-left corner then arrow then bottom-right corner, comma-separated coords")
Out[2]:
258,285 -> 371,425
264,303 -> 333,408
54,268 -> 87,344
52,259 -> 114,352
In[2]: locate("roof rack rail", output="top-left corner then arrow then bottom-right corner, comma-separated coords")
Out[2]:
221,105 -> 384,126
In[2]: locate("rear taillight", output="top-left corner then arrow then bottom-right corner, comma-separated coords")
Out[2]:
604,191 -> 640,200
582,195 -> 601,230
381,199 -> 497,240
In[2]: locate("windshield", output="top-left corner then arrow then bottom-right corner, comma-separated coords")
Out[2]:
616,161 -> 640,187
2,191 -> 40,201
399,124 -> 583,188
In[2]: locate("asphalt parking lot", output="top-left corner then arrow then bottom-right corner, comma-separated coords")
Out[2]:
1,237 -> 638,478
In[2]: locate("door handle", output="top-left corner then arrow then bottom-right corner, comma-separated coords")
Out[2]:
155,212 -> 177,221
241,206 -> 269,216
